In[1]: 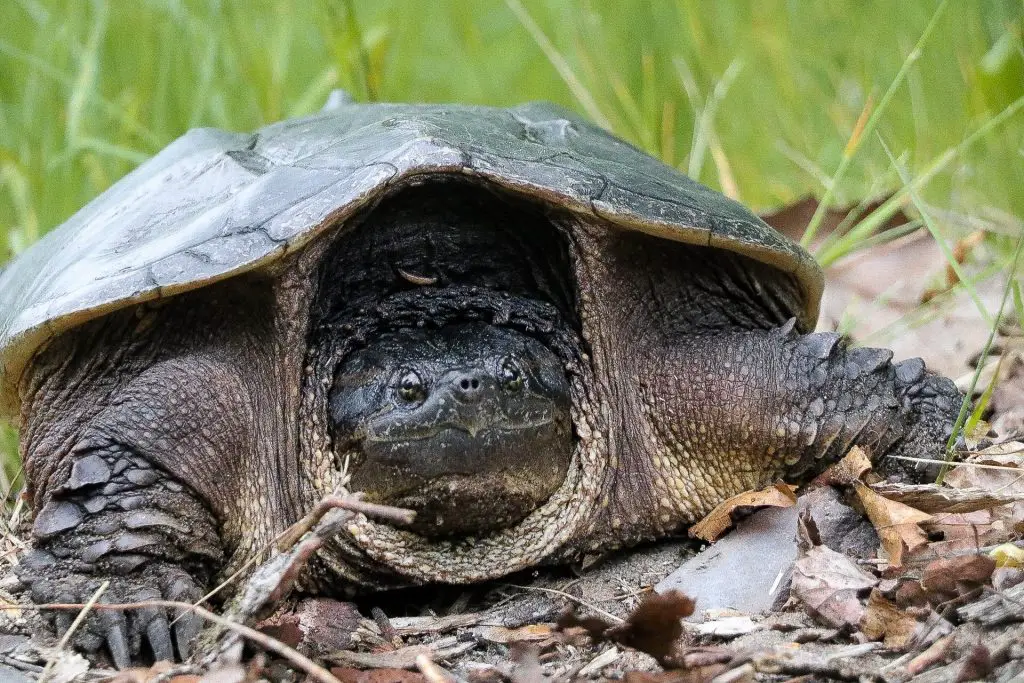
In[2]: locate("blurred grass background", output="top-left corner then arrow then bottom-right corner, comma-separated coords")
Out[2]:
0,0 -> 1022,487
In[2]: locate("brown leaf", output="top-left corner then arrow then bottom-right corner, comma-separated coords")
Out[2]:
791,543 -> 878,628
853,481 -> 932,567
954,644 -> 993,683
689,482 -> 796,542
815,446 -> 874,486
558,591 -> 694,665
611,591 -> 694,662
920,554 -> 995,599
858,589 -> 920,650
331,668 -> 427,683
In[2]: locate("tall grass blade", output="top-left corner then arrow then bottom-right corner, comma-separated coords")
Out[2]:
801,0 -> 949,248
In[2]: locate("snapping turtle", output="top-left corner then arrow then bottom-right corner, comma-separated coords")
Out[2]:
0,97 -> 960,665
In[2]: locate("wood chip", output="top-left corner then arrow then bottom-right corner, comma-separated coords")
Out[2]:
577,646 -> 620,677
869,482 -> 1024,513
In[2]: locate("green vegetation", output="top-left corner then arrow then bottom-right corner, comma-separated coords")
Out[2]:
0,0 -> 1022,479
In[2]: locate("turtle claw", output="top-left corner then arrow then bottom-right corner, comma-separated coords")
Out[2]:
145,615 -> 174,663
22,563 -> 207,667
174,612 -> 203,660
105,619 -> 131,670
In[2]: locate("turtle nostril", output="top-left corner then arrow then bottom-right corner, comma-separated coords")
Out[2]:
454,374 -> 483,397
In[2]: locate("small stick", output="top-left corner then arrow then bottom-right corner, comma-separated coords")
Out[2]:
276,494 -> 415,551
416,653 -> 454,683
38,581 -> 108,683
5,600 -> 341,683
372,606 -> 402,649
506,584 -> 625,624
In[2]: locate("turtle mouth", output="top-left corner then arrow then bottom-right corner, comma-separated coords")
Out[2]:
351,416 -> 572,537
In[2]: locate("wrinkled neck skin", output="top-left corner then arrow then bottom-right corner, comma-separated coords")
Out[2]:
298,182 -> 605,589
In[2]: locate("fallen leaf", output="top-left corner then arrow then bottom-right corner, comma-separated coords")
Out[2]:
689,482 -> 796,542
921,555 -> 995,599
331,668 -> 427,683
991,543 -> 1024,568
791,543 -> 878,628
814,446 -> 874,486
858,589 -> 920,649
853,481 -> 932,567
558,590 -> 694,665
954,644 -> 993,683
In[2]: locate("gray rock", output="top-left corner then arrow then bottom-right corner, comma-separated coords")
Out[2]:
799,486 -> 878,559
655,505 -> 799,620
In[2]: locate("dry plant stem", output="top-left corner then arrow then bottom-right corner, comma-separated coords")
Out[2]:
37,581 -> 108,683
416,653 -> 456,683
276,494 -> 415,550
3,600 -> 341,683
506,584 -> 625,624
174,493 -> 414,624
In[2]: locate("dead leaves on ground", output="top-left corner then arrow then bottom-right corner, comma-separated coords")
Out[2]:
786,441 -> 1024,673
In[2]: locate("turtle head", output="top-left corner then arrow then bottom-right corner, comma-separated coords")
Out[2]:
330,323 -> 573,537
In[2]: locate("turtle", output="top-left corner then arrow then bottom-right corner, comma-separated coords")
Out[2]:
0,95 -> 962,666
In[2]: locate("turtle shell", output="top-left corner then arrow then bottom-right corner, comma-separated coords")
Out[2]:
0,99 -> 823,418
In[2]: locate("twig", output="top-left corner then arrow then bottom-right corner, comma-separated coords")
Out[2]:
276,494 -> 415,551
38,581 -> 108,683
888,456 -> 1024,472
416,653 -> 455,683
505,584 -> 625,624
3,600 -> 341,683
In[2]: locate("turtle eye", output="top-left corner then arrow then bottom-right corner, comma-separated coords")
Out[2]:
397,370 -> 426,403
501,358 -> 524,392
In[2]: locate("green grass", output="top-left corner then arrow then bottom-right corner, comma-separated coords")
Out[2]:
0,0 -> 1022,475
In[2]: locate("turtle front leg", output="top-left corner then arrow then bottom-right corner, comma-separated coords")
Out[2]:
20,441 -> 222,666
17,357 -> 253,667
634,323 -> 962,526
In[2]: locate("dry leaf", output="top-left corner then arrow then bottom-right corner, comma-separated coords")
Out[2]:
954,644 -> 993,683
853,481 -> 932,567
858,589 -> 920,649
791,543 -> 878,628
920,555 -> 995,598
689,482 -> 797,542
558,590 -> 694,665
331,668 -> 427,683
815,446 -> 874,486
945,444 -> 1024,533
